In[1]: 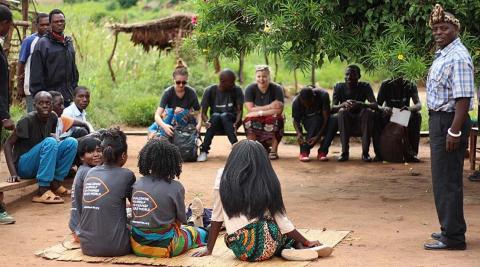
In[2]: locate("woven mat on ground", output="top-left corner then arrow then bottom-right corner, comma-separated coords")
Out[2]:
35,229 -> 350,267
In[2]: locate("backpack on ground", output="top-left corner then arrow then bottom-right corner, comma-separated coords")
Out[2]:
173,123 -> 199,162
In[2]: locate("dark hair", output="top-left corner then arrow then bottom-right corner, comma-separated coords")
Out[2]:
219,69 -> 236,80
220,140 -> 286,220
172,59 -> 188,78
299,87 -> 314,100
0,5 -> 12,22
78,137 -> 101,158
48,9 -> 64,23
347,64 -> 361,76
101,128 -> 127,164
48,90 -> 62,100
73,86 -> 89,97
138,139 -> 182,182
36,13 -> 48,24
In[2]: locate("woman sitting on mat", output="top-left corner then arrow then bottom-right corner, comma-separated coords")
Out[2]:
243,65 -> 285,159
193,140 -> 333,261
77,128 -> 136,257
130,139 -> 208,258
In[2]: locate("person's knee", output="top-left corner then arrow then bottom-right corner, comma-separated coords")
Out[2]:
42,137 -> 58,148
62,137 -> 79,149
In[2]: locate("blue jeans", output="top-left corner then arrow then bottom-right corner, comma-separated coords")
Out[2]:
17,137 -> 78,187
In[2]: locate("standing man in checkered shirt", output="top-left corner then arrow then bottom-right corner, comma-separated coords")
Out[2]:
424,4 -> 475,251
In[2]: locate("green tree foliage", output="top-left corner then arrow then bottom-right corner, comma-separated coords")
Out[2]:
194,0 -> 480,83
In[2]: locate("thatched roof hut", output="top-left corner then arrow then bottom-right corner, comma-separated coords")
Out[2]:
108,13 -> 194,51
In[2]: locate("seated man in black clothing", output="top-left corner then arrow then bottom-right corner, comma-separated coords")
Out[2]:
375,78 -> 422,162
197,69 -> 244,162
292,86 -> 336,162
332,65 -> 378,162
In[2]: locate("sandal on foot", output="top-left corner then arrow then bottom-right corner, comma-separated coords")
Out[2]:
54,185 -> 71,197
32,190 -> 64,204
308,245 -> 333,257
269,152 -> 279,160
281,248 -> 318,261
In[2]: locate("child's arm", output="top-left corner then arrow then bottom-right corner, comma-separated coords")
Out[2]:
192,221 -> 222,257
285,229 -> 321,248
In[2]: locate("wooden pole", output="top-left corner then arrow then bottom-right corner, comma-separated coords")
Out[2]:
21,0 -> 28,38
238,50 -> 244,85
108,31 -> 119,82
213,57 -> 220,73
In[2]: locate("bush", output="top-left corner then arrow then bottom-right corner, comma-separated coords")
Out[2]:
118,0 -> 137,9
118,96 -> 159,127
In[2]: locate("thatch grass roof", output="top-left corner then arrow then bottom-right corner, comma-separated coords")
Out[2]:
108,13 -> 194,51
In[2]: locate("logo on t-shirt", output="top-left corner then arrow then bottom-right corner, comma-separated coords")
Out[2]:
132,191 -> 158,218
83,177 -> 110,203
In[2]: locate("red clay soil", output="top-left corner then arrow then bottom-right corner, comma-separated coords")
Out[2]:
1,136 -> 480,267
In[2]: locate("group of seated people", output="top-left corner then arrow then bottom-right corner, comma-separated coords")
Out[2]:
149,61 -> 421,163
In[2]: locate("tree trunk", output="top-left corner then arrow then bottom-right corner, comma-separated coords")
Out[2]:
264,52 -> 269,66
311,55 -> 316,86
238,51 -> 245,85
213,57 -> 221,73
274,53 -> 279,82
294,68 -> 298,94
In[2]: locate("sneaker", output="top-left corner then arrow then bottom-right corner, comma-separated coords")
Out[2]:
317,152 -> 328,161
281,248 -> 318,261
299,152 -> 310,162
197,152 -> 208,162
187,197 -> 204,227
308,245 -> 334,257
0,211 -> 15,225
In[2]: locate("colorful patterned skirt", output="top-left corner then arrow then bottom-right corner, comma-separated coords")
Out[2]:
131,222 -> 207,258
243,115 -> 284,148
224,218 -> 295,262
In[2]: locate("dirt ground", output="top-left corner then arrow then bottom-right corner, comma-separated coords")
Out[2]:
1,135 -> 480,267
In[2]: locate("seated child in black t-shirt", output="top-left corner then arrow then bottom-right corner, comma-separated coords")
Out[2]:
130,139 -> 207,258
77,128 -> 136,257
69,136 -> 103,242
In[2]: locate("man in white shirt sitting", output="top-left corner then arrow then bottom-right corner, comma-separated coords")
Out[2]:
63,86 -> 94,134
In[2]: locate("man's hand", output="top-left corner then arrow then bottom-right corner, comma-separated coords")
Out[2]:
6,175 -> 20,183
2,119 -> 15,130
308,135 -> 321,146
382,107 -> 393,116
303,240 -> 321,248
174,107 -> 185,114
297,133 -> 304,145
204,121 -> 212,129
162,124 -> 174,137
191,248 -> 212,257
16,85 -> 25,100
446,133 -> 460,152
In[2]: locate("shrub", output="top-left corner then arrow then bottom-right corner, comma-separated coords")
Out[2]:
118,96 -> 159,127
118,0 -> 137,9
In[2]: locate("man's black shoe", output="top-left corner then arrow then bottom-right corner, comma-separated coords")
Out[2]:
468,171 -> 480,182
337,153 -> 349,162
424,240 -> 466,250
408,156 -> 421,163
372,156 -> 382,162
431,232 -> 442,240
362,154 -> 372,162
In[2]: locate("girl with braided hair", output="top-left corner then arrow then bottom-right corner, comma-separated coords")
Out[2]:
193,140 -> 333,261
130,139 -> 207,258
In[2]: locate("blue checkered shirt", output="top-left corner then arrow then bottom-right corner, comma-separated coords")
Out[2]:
426,38 -> 475,112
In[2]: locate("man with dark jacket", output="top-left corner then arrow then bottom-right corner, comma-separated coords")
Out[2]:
0,5 -> 15,225
30,9 -> 79,106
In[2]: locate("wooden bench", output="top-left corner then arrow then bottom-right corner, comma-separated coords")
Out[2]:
0,179 -> 36,192
469,127 -> 479,170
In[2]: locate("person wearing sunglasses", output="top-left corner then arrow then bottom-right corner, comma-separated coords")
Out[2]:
154,59 -> 201,138
243,65 -> 284,160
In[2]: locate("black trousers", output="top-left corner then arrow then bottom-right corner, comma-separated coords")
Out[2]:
429,111 -> 469,246
200,112 -> 237,153
299,115 -> 336,154
373,111 -> 422,156
336,108 -> 374,155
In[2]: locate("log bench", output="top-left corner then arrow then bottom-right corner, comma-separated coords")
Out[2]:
0,179 -> 36,192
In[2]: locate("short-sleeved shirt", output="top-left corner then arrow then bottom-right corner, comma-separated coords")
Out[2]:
55,114 -> 75,138
201,85 -> 244,115
69,164 -> 91,233
332,82 -> 376,104
211,168 -> 295,235
426,38 -> 475,112
131,176 -> 186,228
159,86 -> 200,111
377,79 -> 418,109
292,89 -> 330,122
13,112 -> 58,165
244,83 -> 284,107
77,165 -> 136,257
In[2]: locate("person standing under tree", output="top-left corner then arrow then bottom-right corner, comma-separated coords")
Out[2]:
424,4 -> 474,251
